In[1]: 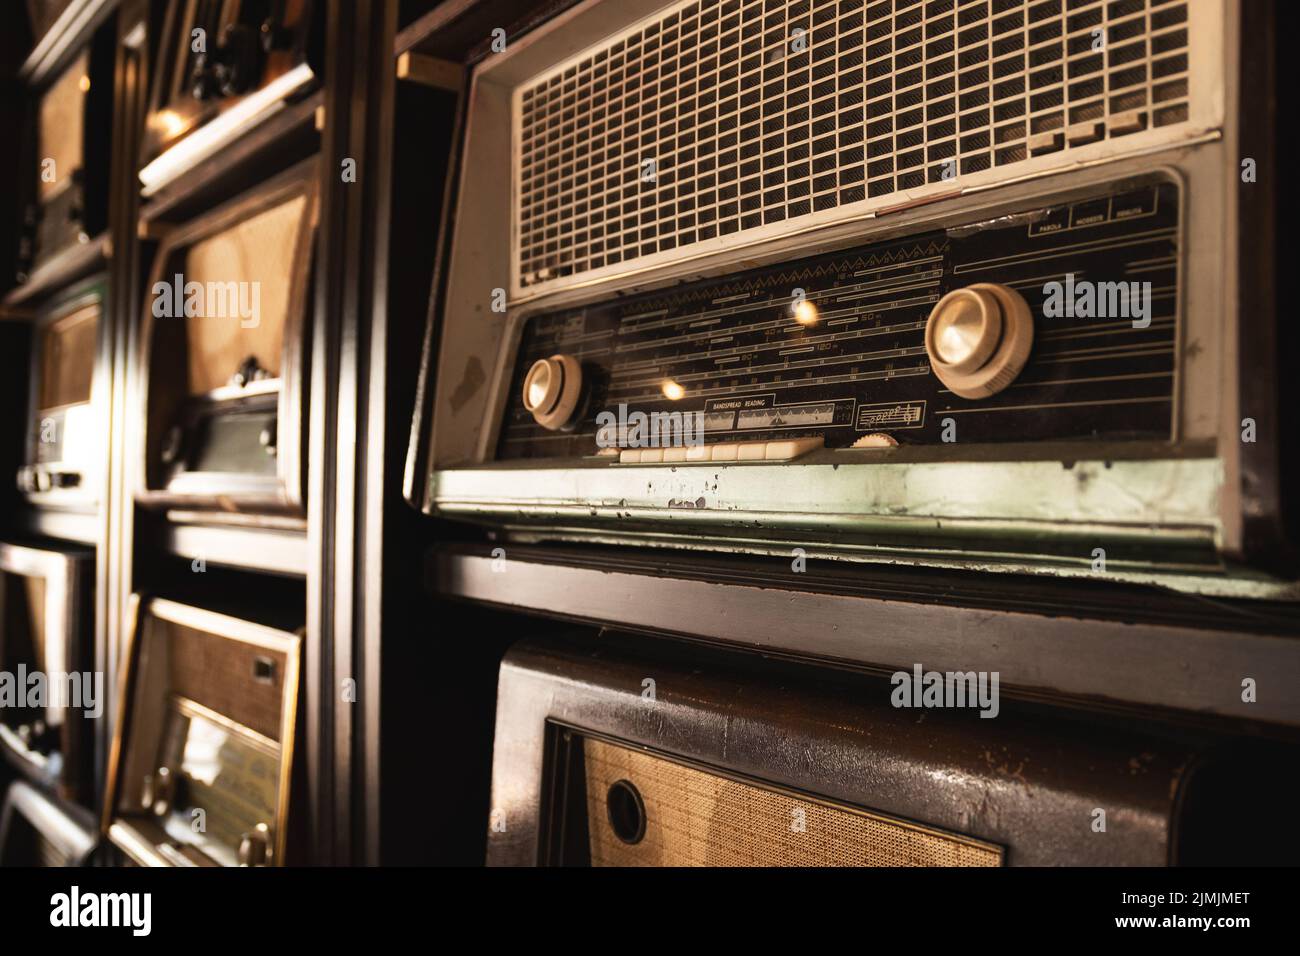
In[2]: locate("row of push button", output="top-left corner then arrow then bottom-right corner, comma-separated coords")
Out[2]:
618,436 -> 823,464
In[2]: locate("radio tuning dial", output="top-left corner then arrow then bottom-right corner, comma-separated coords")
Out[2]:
238,823 -> 273,867
924,283 -> 1034,399
145,766 -> 174,818
522,353 -> 583,430
161,425 -> 185,465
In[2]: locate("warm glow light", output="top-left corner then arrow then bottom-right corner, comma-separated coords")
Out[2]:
153,109 -> 187,139
793,299 -> 820,325
78,75 -> 91,93
661,379 -> 686,401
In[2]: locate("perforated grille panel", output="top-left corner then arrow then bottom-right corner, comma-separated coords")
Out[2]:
583,738 -> 1003,866
516,0 -> 1194,289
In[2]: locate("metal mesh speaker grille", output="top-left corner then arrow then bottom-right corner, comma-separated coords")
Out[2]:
516,0 -> 1192,289
583,737 -> 1002,866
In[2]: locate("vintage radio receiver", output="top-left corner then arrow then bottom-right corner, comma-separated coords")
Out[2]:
104,597 -> 301,867
136,161 -> 318,517
414,0 -> 1287,597
141,0 -> 321,196
16,23 -> 113,281
489,637 -> 1298,866
16,279 -> 107,510
0,542 -> 94,806
0,781 -> 98,867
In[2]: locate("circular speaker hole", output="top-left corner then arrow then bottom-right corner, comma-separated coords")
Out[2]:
605,779 -> 646,845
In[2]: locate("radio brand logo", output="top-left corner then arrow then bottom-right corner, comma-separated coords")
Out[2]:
596,403 -> 705,449
0,667 -> 103,718
890,663 -> 1000,719
1041,273 -> 1152,328
152,273 -> 262,328
50,886 -> 151,936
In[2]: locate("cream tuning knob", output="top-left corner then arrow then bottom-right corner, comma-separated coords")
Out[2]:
924,283 -> 1034,399
522,353 -> 584,430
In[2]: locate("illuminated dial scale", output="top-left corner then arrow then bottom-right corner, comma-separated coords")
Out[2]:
502,183 -> 1177,461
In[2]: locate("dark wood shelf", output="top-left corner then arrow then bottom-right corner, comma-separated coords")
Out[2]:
139,90 -> 324,225
397,0 -> 578,60
427,542 -> 1300,729
19,0 -> 116,86
1,232 -> 109,310
151,518 -> 310,578
14,507 -> 101,547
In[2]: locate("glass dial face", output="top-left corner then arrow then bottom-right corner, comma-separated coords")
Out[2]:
155,698 -> 280,866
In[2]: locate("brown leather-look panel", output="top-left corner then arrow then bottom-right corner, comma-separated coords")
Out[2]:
163,619 -> 288,742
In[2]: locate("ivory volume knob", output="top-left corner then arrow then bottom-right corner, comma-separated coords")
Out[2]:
924,283 -> 1034,399
521,353 -> 584,429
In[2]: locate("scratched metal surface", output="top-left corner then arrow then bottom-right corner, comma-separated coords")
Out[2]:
487,636 -> 1197,866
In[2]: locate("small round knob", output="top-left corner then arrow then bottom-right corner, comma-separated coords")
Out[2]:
146,766 -> 174,817
238,822 -> 273,867
161,425 -> 185,465
521,354 -> 583,430
189,53 -> 218,100
260,18 -> 292,53
214,24 -> 262,97
924,283 -> 1033,399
